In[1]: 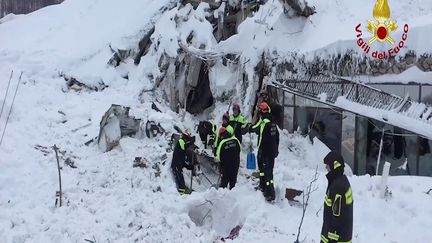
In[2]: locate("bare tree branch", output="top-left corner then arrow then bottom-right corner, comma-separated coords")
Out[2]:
294,166 -> 319,243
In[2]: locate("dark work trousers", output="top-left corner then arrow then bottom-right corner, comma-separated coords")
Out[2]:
257,152 -> 265,190
220,161 -> 240,190
263,156 -> 275,199
172,167 -> 186,191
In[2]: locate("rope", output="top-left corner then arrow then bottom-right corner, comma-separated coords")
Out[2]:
0,72 -> 23,147
0,70 -> 13,120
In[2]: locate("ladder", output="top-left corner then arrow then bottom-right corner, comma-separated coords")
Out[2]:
270,74 -> 432,139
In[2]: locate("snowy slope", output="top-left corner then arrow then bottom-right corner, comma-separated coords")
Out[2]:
1,0 -> 432,243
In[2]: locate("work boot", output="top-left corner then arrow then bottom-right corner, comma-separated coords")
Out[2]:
251,171 -> 260,178
184,187 -> 193,195
265,186 -> 275,202
178,187 -> 192,195
259,177 -> 265,192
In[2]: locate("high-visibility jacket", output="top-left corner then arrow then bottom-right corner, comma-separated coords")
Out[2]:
208,123 -> 217,147
251,116 -> 279,158
214,125 -> 234,153
216,135 -> 241,163
321,172 -> 353,243
171,138 -> 194,170
229,114 -> 248,143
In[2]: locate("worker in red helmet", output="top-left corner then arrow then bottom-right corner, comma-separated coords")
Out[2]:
213,112 -> 234,156
249,102 -> 279,201
216,126 -> 241,189
229,103 -> 249,144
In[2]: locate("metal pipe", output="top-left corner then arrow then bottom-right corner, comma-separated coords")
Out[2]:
376,129 -> 385,176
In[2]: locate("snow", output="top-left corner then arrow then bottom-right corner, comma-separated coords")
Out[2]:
219,0 -> 432,56
335,96 -> 432,140
353,66 -> 432,84
1,0 -> 432,242
0,13 -> 24,24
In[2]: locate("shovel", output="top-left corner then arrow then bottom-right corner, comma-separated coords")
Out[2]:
246,134 -> 256,170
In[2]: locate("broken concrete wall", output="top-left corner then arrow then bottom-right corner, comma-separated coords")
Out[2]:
186,60 -> 214,114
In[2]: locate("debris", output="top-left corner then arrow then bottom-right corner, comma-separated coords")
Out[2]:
152,163 -> 161,177
151,102 -> 162,112
145,120 -> 165,138
280,0 -> 316,18
84,236 -> 96,243
107,43 -> 134,67
71,123 -> 92,133
35,144 -> 50,156
84,137 -> 96,146
98,105 -> 142,152
221,225 -> 242,242
426,189 -> 432,195
53,145 -> 63,207
153,186 -> 162,193
65,158 -> 77,169
285,188 -> 303,203
133,157 -> 148,168
61,74 -> 108,92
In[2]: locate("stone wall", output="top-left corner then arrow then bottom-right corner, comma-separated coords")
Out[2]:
0,0 -> 63,18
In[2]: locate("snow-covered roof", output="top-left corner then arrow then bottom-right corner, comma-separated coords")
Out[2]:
354,67 -> 432,84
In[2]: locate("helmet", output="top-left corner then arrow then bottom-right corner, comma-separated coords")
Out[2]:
222,112 -> 229,121
258,102 -> 270,114
182,130 -> 192,140
323,151 -> 345,171
233,103 -> 240,112
219,127 -> 227,136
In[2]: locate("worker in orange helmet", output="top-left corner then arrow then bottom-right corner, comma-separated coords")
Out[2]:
249,102 -> 279,201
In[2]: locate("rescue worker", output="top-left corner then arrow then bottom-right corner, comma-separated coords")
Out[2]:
213,113 -> 234,155
216,126 -> 241,189
197,120 -> 217,149
249,102 -> 279,201
229,103 -> 249,144
321,151 -> 353,243
171,131 -> 196,195
252,89 -> 283,128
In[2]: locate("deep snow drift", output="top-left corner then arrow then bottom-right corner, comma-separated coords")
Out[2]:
1,0 -> 432,242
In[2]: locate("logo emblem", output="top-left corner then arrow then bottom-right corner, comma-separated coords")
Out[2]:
367,0 -> 397,45
354,0 -> 409,60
